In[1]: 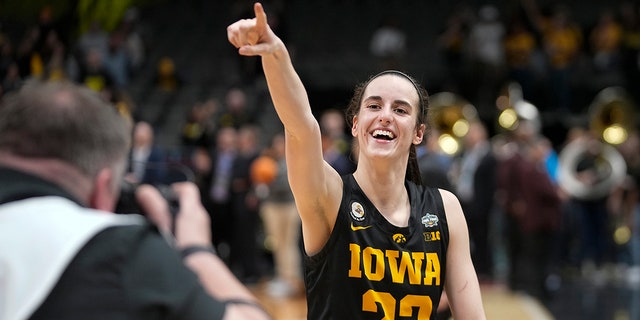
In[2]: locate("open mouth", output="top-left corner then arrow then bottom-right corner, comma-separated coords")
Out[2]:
372,129 -> 395,141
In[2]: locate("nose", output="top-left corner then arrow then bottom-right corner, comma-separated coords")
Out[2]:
378,106 -> 393,124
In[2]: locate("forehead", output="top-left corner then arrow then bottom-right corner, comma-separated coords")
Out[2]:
363,74 -> 420,106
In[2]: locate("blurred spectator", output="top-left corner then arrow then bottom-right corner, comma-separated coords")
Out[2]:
190,146 -> 213,197
230,125 -> 265,284
321,132 -> 355,176
255,132 -> 303,298
543,9 -> 583,113
43,37 -> 69,82
206,126 -> 239,261
76,20 -> 109,61
619,1 -> 640,103
218,86 -> 255,129
503,14 -> 538,101
589,10 -> 623,73
0,41 -> 16,80
32,5 -> 72,69
103,31 -> 131,89
369,16 -> 407,71
15,27 -> 42,79
497,127 -> 563,302
32,5 -> 57,53
181,98 -> 219,150
417,128 -> 453,191
607,129 -> 640,283
451,120 -> 498,282
154,56 -> 182,92
111,89 -> 137,127
1,62 -> 23,95
37,29 -> 64,73
78,47 -> 114,94
437,4 -> 473,93
319,108 -> 354,175
554,125 -> 588,270
524,135 -> 564,299
621,130 -> 640,284
588,10 -> 625,91
527,2 -> 583,112
319,108 -> 348,144
467,5 -> 507,115
556,130 -> 618,285
125,121 -> 167,185
118,7 -> 146,73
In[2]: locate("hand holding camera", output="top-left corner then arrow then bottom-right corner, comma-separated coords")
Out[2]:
134,182 -> 212,249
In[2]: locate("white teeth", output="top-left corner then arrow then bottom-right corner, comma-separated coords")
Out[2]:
373,129 -> 394,139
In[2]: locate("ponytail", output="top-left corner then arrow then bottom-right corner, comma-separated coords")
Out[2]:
407,144 -> 423,186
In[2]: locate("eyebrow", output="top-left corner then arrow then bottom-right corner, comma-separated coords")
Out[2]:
368,70 -> 425,112
364,95 -> 414,109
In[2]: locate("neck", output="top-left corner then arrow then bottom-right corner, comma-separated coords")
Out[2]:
0,152 -> 92,206
353,159 -> 410,226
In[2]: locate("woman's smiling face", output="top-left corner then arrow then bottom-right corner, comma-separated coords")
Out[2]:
351,74 -> 425,161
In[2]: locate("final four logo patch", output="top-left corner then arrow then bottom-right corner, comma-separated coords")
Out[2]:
421,213 -> 438,228
350,202 -> 365,222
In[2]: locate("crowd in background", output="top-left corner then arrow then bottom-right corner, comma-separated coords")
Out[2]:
434,0 -> 640,120
0,0 -> 639,310
0,3 -> 145,116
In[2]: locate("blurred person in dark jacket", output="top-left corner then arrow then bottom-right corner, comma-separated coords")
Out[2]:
497,130 -> 562,301
452,120 -> 498,282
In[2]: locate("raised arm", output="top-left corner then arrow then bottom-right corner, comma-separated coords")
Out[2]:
440,189 -> 486,319
227,2 -> 342,254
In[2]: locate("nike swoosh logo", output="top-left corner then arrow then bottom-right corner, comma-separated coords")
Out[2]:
351,223 -> 372,231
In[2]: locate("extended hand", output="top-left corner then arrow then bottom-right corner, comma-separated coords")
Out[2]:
171,182 -> 211,248
227,2 -> 280,56
136,182 -> 211,248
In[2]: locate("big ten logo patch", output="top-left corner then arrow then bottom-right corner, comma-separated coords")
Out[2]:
423,231 -> 441,242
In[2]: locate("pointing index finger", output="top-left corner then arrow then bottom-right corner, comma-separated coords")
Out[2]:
254,2 -> 268,31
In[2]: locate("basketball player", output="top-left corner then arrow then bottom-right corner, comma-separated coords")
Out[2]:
228,3 -> 486,319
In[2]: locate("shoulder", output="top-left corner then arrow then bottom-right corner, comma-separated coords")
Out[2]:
407,181 -> 446,206
74,224 -> 203,295
437,189 -> 465,227
66,224 -> 179,280
438,189 -> 460,206
35,224 -> 226,318
438,189 -> 461,211
80,224 -> 188,281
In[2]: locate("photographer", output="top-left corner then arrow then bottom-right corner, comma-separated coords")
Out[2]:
0,80 -> 271,320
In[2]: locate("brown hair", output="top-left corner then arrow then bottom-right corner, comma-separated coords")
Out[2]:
0,79 -> 131,178
344,70 -> 429,185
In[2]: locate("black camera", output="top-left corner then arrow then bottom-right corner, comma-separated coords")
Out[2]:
116,180 -> 180,217
116,161 -> 194,216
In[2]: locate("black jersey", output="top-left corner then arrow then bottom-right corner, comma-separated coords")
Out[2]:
304,175 -> 449,319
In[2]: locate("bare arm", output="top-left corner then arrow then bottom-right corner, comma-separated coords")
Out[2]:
440,189 -> 486,319
137,183 -> 270,320
227,2 -> 342,254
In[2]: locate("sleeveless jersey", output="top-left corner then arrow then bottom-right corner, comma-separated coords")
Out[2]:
304,175 -> 449,319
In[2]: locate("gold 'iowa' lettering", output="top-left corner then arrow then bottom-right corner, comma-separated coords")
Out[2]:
348,243 -> 441,286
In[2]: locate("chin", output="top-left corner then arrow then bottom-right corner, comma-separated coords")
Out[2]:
365,148 -> 397,160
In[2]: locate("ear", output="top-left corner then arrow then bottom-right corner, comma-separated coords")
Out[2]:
413,123 -> 426,145
89,168 -> 118,212
351,116 -> 358,137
